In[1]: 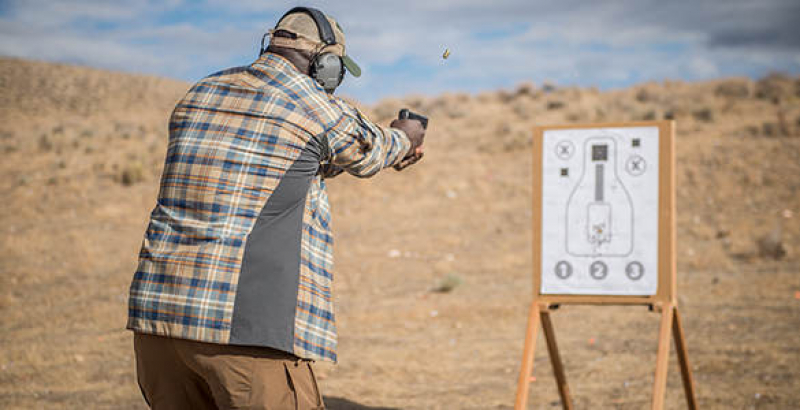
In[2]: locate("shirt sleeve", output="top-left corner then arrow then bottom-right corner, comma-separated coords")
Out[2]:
325,99 -> 412,178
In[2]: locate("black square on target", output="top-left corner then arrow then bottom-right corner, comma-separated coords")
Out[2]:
592,145 -> 608,161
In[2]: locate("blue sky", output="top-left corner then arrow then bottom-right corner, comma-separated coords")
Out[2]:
1,0 -> 799,103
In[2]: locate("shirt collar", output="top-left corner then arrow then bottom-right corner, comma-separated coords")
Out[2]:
253,52 -> 304,76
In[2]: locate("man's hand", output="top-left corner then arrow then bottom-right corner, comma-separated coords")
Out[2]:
391,118 -> 425,154
390,118 -> 425,170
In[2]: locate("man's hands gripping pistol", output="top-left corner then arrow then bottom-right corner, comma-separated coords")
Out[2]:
390,109 -> 428,171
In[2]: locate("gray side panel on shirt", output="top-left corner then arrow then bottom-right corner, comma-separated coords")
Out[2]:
229,135 -> 325,351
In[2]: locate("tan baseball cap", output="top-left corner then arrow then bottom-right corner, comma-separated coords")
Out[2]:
269,10 -> 361,77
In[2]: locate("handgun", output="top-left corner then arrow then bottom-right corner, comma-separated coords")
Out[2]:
398,108 -> 428,129
394,108 -> 428,171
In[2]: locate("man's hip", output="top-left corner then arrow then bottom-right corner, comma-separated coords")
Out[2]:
133,332 -> 324,410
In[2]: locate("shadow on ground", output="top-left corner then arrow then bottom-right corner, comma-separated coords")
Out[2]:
323,396 -> 399,410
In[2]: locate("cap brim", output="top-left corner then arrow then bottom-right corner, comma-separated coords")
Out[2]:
342,55 -> 361,78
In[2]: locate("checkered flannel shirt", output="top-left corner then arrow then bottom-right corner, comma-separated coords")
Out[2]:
127,53 -> 411,362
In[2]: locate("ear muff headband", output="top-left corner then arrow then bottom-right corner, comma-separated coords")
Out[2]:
277,6 -> 336,46
261,6 -> 337,56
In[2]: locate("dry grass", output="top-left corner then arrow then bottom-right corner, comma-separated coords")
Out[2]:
1,57 -> 799,409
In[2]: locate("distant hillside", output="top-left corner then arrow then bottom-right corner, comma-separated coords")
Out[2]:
1,57 -> 798,269
0,57 -> 189,121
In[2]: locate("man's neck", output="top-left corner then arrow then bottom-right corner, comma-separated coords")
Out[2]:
264,46 -> 312,76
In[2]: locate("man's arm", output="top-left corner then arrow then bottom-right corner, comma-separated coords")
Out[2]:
318,163 -> 345,179
326,100 -> 425,178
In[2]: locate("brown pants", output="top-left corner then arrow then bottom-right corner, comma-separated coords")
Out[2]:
134,333 -> 324,410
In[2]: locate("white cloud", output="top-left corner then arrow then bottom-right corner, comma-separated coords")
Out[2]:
687,56 -> 720,78
0,0 -> 798,101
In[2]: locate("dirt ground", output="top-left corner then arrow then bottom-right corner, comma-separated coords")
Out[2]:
1,57 -> 799,409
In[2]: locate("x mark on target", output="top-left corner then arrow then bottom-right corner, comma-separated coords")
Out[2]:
626,155 -> 646,176
555,140 -> 575,160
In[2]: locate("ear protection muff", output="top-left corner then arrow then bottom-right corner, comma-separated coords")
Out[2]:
309,52 -> 345,94
263,6 -> 345,94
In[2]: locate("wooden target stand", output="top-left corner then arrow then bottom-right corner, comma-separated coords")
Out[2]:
514,121 -> 698,410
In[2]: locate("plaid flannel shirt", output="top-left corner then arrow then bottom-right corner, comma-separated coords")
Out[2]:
127,53 -> 411,362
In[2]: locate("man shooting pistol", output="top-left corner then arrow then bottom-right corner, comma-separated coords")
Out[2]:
126,6 -> 428,409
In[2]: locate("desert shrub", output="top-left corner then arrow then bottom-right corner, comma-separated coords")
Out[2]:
715,79 -> 752,98
635,87 -> 656,102
742,125 -> 760,136
513,82 -> 536,99
761,122 -> 780,137
692,108 -> 714,122
446,107 -> 467,119
497,89 -> 514,103
566,109 -> 591,123
756,229 -> 787,260
638,110 -> 658,121
755,73 -> 794,102
120,161 -> 144,186
496,123 -> 511,137
433,274 -> 462,293
38,134 -> 53,152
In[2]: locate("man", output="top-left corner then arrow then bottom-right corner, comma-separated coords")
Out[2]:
127,6 -> 425,409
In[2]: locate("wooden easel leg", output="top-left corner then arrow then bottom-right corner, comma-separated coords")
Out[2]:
672,308 -> 698,409
651,304 -> 674,410
541,310 -> 574,409
515,301 -> 542,410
